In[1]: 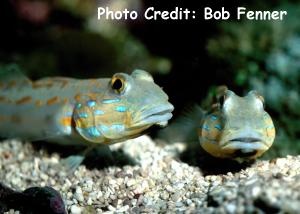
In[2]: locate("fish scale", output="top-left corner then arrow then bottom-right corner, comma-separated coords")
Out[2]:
0,65 -> 174,149
159,86 -> 275,161
199,89 -> 276,160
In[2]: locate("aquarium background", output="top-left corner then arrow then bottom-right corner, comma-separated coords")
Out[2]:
0,0 -> 299,158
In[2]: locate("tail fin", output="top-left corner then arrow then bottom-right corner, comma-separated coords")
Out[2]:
157,105 -> 205,143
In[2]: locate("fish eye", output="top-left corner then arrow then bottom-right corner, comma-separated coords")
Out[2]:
250,90 -> 265,108
255,95 -> 265,109
111,77 -> 125,93
256,93 -> 264,103
219,95 -> 226,106
257,95 -> 265,107
216,86 -> 229,107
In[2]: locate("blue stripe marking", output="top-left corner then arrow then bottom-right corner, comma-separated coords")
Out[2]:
115,106 -> 127,112
94,109 -> 104,115
87,100 -> 96,107
77,127 -> 101,138
65,112 -> 73,117
99,125 -> 109,133
111,124 -> 125,132
210,115 -> 218,120
214,124 -> 222,130
98,124 -> 125,133
87,127 -> 101,137
102,98 -> 121,104
77,112 -> 88,118
76,103 -> 82,109
202,124 -> 210,131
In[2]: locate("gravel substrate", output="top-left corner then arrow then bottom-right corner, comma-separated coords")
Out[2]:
0,136 -> 300,213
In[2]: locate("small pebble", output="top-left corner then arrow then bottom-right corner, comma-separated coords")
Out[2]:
74,187 -> 84,203
0,136 -> 300,213
70,205 -> 82,214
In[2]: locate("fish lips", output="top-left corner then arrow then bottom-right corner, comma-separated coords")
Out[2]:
134,104 -> 174,127
222,137 -> 269,152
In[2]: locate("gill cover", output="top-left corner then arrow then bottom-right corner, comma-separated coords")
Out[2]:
72,72 -> 131,143
73,95 -> 103,143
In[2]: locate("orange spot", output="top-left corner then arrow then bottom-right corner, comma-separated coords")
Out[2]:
0,115 -> 6,122
87,93 -> 97,100
35,100 -> 43,107
74,93 -> 98,102
60,117 -> 72,126
0,96 -> 7,102
266,127 -> 276,138
32,82 -> 53,89
47,96 -> 59,105
124,111 -> 132,127
7,80 -> 17,88
60,80 -> 68,88
46,82 -> 54,88
197,129 -> 202,136
63,98 -> 69,104
32,83 -> 42,88
11,115 -> 22,123
74,93 -> 81,102
46,78 -> 69,88
89,79 -> 99,87
16,96 -> 32,104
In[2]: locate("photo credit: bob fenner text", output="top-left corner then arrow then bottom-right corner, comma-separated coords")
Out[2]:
204,7 -> 287,20
97,7 -> 288,21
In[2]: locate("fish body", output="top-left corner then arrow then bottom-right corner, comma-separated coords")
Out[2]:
0,65 -> 173,146
199,88 -> 275,160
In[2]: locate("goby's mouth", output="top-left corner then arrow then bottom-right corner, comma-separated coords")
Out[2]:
133,104 -> 174,127
222,137 -> 269,152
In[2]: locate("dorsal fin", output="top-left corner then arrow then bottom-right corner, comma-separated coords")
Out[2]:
0,64 -> 31,86
158,105 -> 206,143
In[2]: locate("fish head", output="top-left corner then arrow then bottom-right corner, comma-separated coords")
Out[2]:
73,69 -> 173,144
199,89 -> 275,160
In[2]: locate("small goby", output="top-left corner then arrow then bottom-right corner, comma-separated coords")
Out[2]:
199,89 -> 275,160
0,66 -> 174,148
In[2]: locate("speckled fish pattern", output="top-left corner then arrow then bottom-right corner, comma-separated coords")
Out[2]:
0,66 -> 174,146
199,89 -> 276,160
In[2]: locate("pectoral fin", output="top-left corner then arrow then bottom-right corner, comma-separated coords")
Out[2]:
61,145 -> 96,173
61,155 -> 85,173
158,105 -> 205,143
